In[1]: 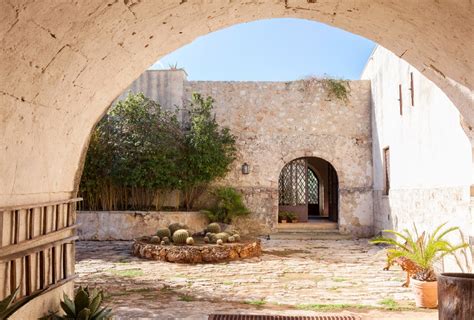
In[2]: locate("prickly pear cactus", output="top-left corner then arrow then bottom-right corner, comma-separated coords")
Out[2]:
172,229 -> 189,244
186,237 -> 194,245
150,235 -> 161,244
207,223 -> 221,234
216,239 -> 223,245
228,236 -> 235,243
169,223 -> 188,236
156,228 -> 171,239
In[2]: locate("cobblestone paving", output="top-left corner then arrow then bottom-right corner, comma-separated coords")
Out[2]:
75,239 -> 437,320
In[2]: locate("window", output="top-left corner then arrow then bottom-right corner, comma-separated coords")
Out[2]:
383,147 -> 390,195
398,84 -> 403,115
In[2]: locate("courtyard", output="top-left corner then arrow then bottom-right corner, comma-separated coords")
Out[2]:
76,239 -> 437,319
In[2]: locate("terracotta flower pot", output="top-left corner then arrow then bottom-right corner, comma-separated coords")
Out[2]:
411,278 -> 438,308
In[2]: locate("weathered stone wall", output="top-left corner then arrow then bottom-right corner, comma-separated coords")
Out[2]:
0,1 -> 473,208
185,80 -> 373,236
361,46 -> 473,269
77,211 -> 208,240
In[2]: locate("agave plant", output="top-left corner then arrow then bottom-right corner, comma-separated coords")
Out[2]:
48,286 -> 111,320
371,223 -> 469,281
0,286 -> 44,319
0,287 -> 20,319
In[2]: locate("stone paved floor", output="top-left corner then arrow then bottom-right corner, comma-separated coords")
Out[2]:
75,239 -> 437,320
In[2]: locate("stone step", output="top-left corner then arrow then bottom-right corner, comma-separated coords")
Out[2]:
268,232 -> 354,241
276,221 -> 338,232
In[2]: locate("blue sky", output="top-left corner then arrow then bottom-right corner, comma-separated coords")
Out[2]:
149,18 -> 375,81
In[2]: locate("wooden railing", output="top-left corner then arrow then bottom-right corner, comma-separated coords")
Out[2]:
0,198 -> 81,301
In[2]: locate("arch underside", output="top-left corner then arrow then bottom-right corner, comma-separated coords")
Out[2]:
0,0 -> 473,206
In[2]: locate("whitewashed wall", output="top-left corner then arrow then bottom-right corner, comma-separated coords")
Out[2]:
362,46 -> 473,269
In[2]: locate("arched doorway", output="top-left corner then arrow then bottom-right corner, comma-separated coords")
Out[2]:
278,157 -> 338,223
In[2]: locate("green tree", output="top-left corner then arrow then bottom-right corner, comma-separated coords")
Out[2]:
80,93 -> 183,210
179,93 -> 237,209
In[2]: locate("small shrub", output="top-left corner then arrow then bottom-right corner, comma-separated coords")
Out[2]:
202,187 -> 249,224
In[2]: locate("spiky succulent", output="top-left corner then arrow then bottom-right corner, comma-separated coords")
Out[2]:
169,223 -> 188,236
150,236 -> 161,244
216,239 -> 223,245
162,236 -> 170,245
203,236 -> 210,243
172,229 -> 189,244
186,237 -> 194,245
156,228 -> 171,239
215,232 -> 229,242
207,223 -> 221,234
228,236 -> 235,243
50,286 -> 112,320
233,234 -> 241,242
137,235 -> 151,242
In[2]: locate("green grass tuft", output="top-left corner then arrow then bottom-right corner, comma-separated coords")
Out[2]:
379,298 -> 400,310
108,268 -> 144,277
244,299 -> 266,306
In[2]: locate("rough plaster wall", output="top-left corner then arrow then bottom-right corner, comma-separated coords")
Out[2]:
114,69 -> 187,120
0,1 -> 473,208
361,47 -> 473,251
186,80 -> 373,236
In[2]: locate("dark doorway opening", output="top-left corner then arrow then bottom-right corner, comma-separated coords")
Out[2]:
278,157 -> 338,223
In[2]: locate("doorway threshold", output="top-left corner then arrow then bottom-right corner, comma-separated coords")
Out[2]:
276,220 -> 338,232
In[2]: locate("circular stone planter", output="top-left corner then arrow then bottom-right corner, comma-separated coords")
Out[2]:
132,238 -> 262,264
438,273 -> 474,319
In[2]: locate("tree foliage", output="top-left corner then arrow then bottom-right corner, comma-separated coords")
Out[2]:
79,92 -> 236,211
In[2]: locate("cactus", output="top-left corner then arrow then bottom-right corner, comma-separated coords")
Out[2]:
217,239 -> 223,245
150,236 -> 161,244
169,223 -> 188,236
156,228 -> 171,239
233,234 -> 241,242
160,240 -> 166,245
207,222 -> 221,234
205,232 -> 212,238
137,235 -> 151,242
162,236 -> 170,245
215,232 -> 229,242
228,236 -> 235,243
208,233 -> 217,243
186,237 -> 194,245
204,236 -> 210,243
172,229 -> 189,244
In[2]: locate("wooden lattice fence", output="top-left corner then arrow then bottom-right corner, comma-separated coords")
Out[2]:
0,198 -> 80,303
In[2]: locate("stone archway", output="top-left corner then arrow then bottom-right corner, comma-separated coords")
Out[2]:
278,157 -> 339,224
0,1 -> 473,208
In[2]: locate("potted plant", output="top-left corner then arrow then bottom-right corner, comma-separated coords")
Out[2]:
371,223 -> 468,308
278,211 -> 288,223
286,212 -> 297,223
438,230 -> 473,319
